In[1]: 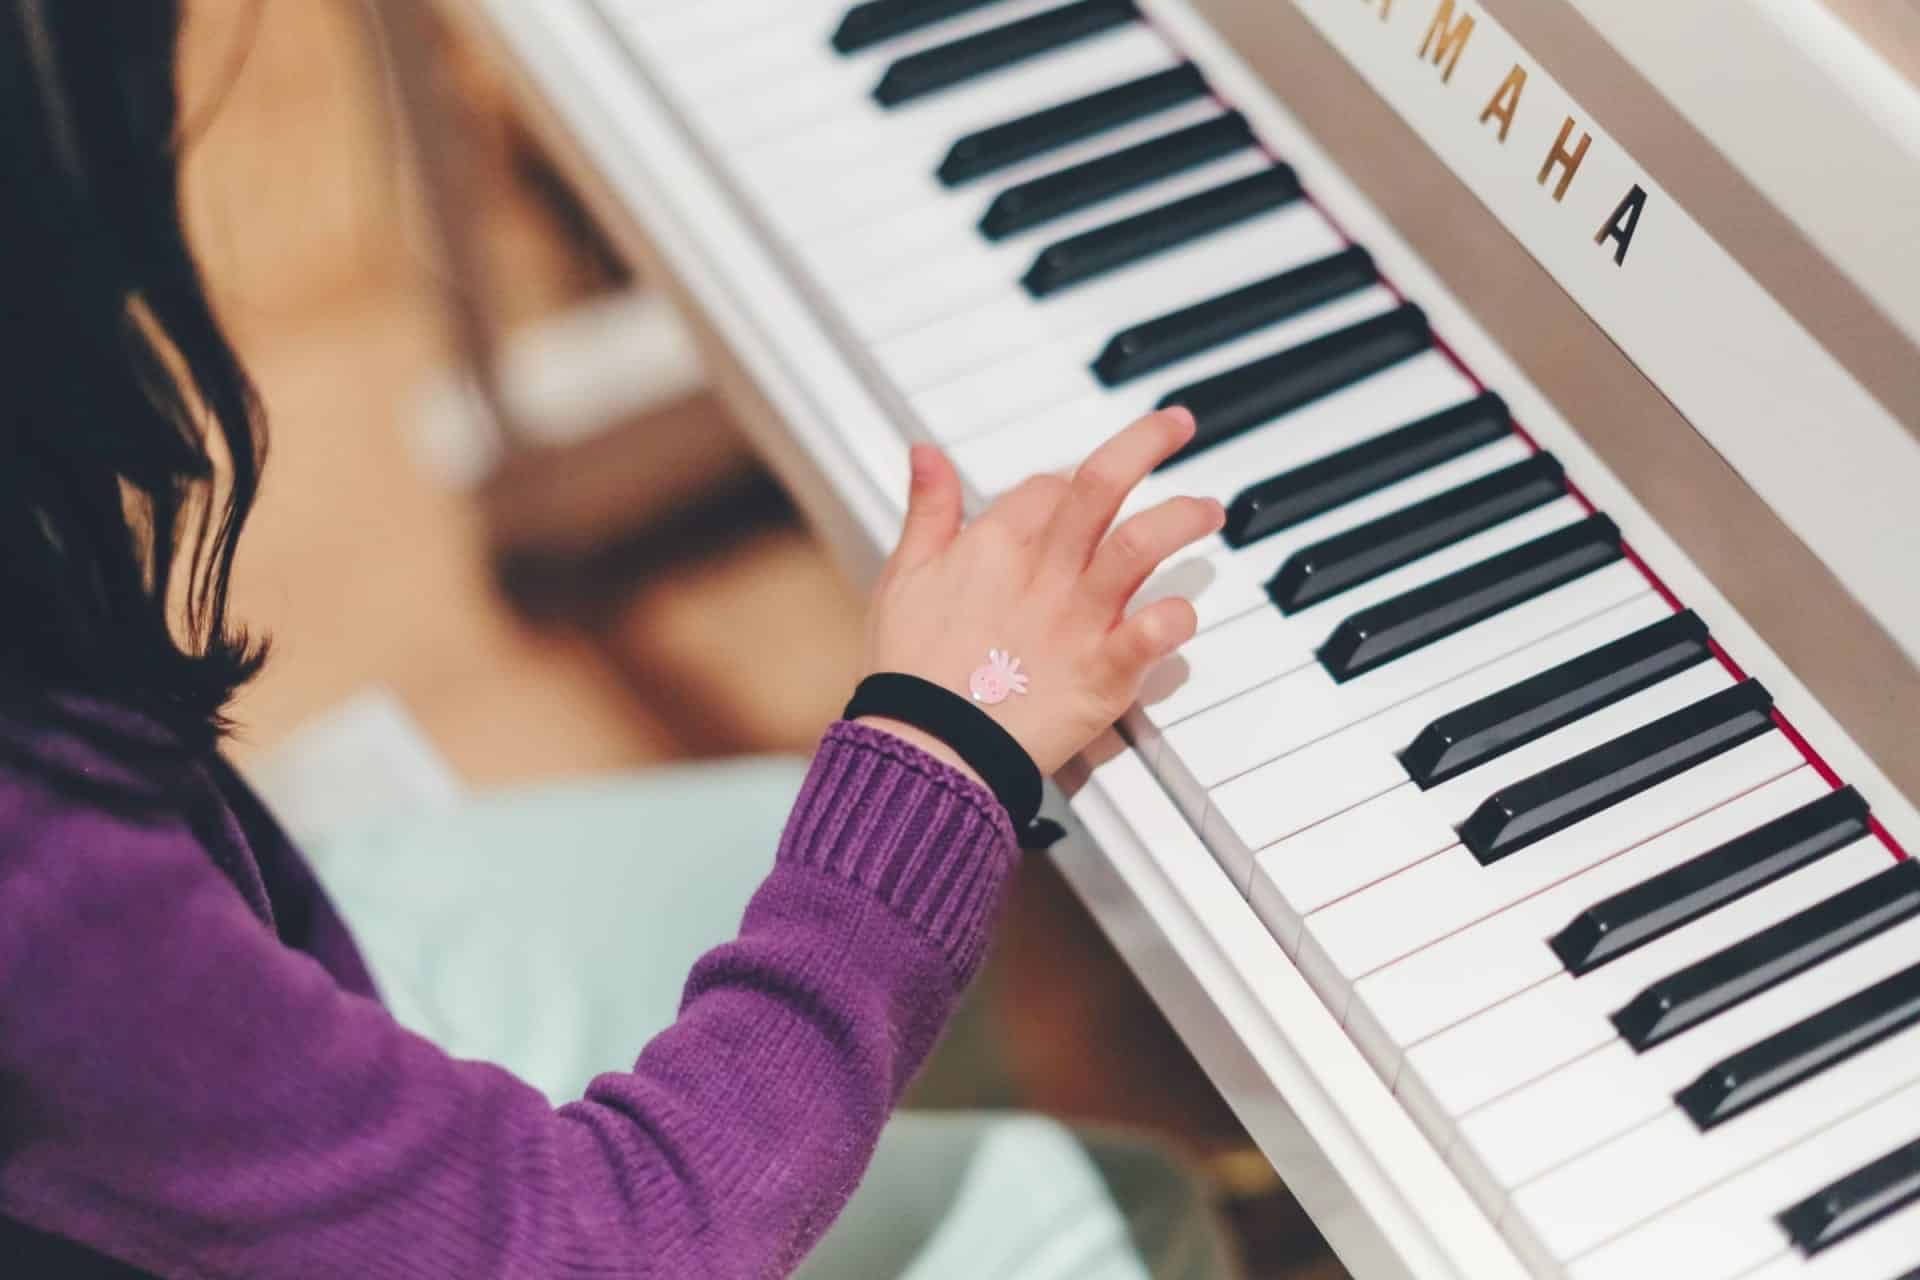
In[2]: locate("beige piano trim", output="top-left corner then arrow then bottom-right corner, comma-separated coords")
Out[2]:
1479,0 -> 1920,441
1197,0 -> 1920,812
1822,0 -> 1920,96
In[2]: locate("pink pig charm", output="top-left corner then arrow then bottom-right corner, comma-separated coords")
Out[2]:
968,649 -> 1029,706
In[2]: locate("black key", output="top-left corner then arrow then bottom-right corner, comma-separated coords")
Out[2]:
1269,453 -> 1567,615
941,64 -> 1209,186
1614,861 -> 1920,1051
1402,610 -> 1712,789
1094,246 -> 1377,386
1779,1133 -> 1920,1255
1153,303 -> 1430,469
1459,680 -> 1776,866
1023,166 -> 1301,296
833,0 -> 1004,53
874,0 -> 1137,106
1223,392 -> 1511,547
980,111 -> 1254,240
1676,958 -> 1920,1130
1317,514 -> 1622,684
1551,787 -> 1873,976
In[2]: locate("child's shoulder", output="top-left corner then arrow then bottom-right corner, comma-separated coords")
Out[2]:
0,694 -> 246,976
0,690 -> 202,830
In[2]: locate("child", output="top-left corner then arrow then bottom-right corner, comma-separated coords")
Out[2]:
0,3 -> 1231,1275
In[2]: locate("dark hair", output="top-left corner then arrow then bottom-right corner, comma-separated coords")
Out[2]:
0,0 -> 266,748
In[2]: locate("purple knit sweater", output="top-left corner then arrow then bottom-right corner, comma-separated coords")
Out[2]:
0,700 -> 1018,1278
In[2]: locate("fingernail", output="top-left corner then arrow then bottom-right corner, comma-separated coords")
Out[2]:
908,444 -> 933,480
1208,498 -> 1227,527
1163,405 -> 1195,433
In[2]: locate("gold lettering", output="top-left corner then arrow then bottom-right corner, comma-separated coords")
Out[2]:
1479,64 -> 1527,142
1595,184 -> 1648,265
1419,0 -> 1475,83
1537,115 -> 1591,202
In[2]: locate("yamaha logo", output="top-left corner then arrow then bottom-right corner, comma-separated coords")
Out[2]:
1365,0 -> 1648,266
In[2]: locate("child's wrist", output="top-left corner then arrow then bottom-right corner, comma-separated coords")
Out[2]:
846,675 -> 1045,831
852,715 -> 986,789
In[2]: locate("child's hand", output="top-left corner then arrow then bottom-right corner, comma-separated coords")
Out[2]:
858,407 -> 1224,779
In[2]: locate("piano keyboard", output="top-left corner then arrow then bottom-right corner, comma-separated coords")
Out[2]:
584,2 -> 1920,1275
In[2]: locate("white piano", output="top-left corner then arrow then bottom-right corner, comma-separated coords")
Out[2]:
442,2 -> 1920,1276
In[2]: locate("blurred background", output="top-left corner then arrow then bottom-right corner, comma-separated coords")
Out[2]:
188,0 -> 826,776
184,3 -> 1341,1274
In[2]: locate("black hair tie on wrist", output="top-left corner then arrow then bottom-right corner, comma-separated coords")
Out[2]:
845,673 -> 1046,837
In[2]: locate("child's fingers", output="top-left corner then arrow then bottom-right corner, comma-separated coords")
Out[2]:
1082,496 -> 1224,616
1102,596 -> 1199,685
891,444 -> 964,570
1045,407 -> 1195,570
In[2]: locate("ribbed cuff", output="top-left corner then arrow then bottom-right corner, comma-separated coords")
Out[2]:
778,720 -> 1019,983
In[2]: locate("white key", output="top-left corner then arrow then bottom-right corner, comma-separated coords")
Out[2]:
1105,372 -> 1492,600
786,95 -> 1230,280
1389,739 -> 1843,1134
607,0 -> 843,67
906,229 -> 1374,445
1243,785 -> 1450,953
1137,435 -> 1536,631
919,269 -> 1395,447
1770,1199 -> 1920,1280
1156,496 -> 1589,815
1290,663 -> 1770,998
735,23 -> 1178,232
1393,805 -> 1872,1141
1167,498 -> 1638,798
956,305 -> 1455,490
873,203 -> 1341,394
1454,897 -> 1920,1216
841,150 -> 1274,340
682,1 -> 1073,146
1298,657 -> 1762,973
1130,510 -> 1603,817
1134,608 -> 1302,731
1565,1076 -> 1920,1280
1198,565 -> 1646,759
599,0 -> 840,69
1255,668 -> 1784,981
632,2 -> 861,98
1345,768 -> 1830,1079
1158,379 -> 1522,524
795,100 -> 1233,289
749,87 -> 1224,255
1184,592 -> 1674,858
1210,562 -> 1649,890
1133,658 -> 1337,782
1505,1019 -> 1920,1267
1129,616 -> 1325,819
956,341 -> 1468,520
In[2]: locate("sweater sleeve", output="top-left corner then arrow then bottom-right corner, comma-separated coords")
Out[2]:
0,721 -> 1017,1279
